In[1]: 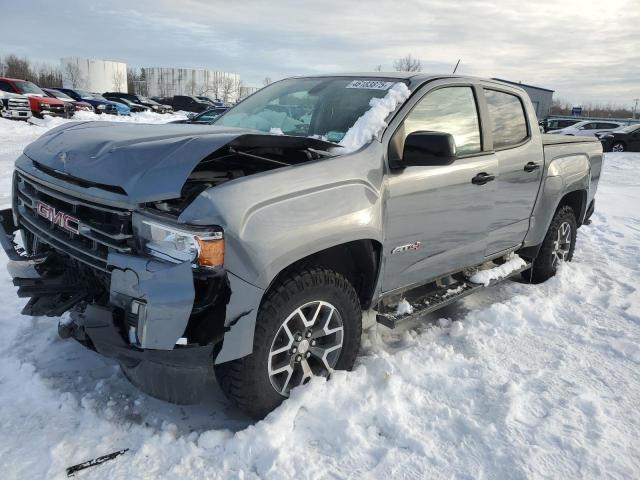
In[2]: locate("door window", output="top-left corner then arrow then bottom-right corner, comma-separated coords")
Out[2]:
0,81 -> 14,93
484,89 -> 529,149
403,86 -> 481,155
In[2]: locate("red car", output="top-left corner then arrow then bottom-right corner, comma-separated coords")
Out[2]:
43,88 -> 94,113
0,77 -> 73,118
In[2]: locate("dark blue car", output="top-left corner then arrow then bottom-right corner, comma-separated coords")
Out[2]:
54,88 -> 127,115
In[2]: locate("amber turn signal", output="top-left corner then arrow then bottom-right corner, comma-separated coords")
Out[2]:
195,237 -> 224,268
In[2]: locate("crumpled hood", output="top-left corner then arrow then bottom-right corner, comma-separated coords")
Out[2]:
22,121 -> 254,204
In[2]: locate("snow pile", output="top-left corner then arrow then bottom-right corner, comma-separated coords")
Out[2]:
469,253 -> 527,286
0,117 -> 639,479
335,82 -> 411,153
395,298 -> 414,316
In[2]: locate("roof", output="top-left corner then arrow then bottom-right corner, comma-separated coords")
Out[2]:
491,78 -> 554,93
288,73 -> 538,92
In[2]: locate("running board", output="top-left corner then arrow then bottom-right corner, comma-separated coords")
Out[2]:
376,262 -> 531,329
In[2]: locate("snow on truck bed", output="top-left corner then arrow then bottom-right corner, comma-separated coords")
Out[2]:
0,115 -> 639,479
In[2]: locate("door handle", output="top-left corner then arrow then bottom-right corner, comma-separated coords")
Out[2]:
471,172 -> 495,185
524,162 -> 540,172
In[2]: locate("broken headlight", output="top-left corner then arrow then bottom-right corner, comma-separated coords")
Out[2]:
134,213 -> 224,268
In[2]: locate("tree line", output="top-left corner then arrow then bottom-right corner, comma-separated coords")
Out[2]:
550,98 -> 636,119
0,54 -> 63,88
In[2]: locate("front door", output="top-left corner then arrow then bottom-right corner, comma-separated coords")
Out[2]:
381,84 -> 498,293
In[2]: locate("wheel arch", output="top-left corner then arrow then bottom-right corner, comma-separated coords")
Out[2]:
264,239 -> 382,310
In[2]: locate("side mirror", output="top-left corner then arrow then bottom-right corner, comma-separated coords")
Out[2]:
397,131 -> 457,167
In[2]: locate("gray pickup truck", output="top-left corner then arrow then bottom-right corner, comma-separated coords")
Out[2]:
0,73 -> 601,418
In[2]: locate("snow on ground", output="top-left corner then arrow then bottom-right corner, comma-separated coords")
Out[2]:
0,116 -> 639,479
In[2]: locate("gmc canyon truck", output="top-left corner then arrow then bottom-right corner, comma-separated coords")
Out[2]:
0,74 -> 601,418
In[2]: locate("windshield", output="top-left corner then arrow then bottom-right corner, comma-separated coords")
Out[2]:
15,81 -> 45,95
616,124 -> 640,133
51,91 -> 73,101
75,90 -> 95,100
214,77 -> 406,142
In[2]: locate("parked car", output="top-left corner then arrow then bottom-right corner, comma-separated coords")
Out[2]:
42,88 -> 93,113
0,91 -> 32,120
0,77 -> 71,118
0,74 -> 602,419
168,95 -> 211,113
196,96 -> 225,107
54,88 -> 119,115
92,94 -> 130,115
597,124 -> 640,152
170,107 -> 229,124
103,96 -> 149,113
103,92 -> 173,113
547,120 -> 624,136
539,118 -> 581,133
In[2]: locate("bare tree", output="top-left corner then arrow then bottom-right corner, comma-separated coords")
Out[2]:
4,55 -> 34,81
221,76 -> 236,103
63,61 -> 85,88
112,70 -> 124,92
262,77 -> 272,86
374,65 -> 382,72
393,54 -> 422,72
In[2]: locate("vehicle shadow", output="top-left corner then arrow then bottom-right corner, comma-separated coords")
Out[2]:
13,315 -> 253,434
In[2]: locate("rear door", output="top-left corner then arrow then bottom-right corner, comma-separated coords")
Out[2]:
481,86 -> 544,255
381,81 -> 498,292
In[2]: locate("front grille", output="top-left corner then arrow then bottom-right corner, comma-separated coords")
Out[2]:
8,98 -> 30,111
15,171 -> 133,272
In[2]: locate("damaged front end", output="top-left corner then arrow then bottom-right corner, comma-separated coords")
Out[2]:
0,165 -> 265,403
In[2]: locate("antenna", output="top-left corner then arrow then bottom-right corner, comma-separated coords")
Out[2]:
452,59 -> 461,74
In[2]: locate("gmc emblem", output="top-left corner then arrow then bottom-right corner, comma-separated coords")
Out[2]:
36,201 -> 80,235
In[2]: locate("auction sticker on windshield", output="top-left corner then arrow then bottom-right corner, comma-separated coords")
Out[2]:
346,80 -> 394,90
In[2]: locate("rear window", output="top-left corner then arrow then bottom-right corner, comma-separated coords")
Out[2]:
484,89 -> 528,149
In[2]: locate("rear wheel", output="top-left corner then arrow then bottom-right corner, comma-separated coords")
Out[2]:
215,268 -> 362,419
612,142 -> 625,152
525,205 -> 577,283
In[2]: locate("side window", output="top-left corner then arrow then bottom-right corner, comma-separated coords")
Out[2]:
0,81 -> 14,93
404,86 -> 481,156
583,123 -> 598,130
484,89 -> 528,149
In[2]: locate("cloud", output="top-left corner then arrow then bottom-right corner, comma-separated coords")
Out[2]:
1,0 -> 638,105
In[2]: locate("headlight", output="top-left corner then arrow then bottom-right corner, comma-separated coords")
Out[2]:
151,105 -> 159,110
97,104 -> 106,110
135,215 -> 224,268
39,103 -> 50,109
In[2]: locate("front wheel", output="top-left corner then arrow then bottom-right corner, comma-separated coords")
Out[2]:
215,268 -> 362,419
612,142 -> 625,152
525,205 -> 577,283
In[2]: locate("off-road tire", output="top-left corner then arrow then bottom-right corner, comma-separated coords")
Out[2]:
215,268 -> 362,419
525,205 -> 577,283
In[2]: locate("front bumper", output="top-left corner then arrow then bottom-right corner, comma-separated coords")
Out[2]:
1,203 -> 263,366
1,109 -> 32,120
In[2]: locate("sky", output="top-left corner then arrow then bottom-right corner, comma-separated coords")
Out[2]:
1,0 -> 638,107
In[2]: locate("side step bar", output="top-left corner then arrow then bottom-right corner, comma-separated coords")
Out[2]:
376,261 -> 531,329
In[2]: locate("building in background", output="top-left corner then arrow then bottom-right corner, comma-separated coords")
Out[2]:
239,85 -> 260,100
492,78 -> 554,120
60,57 -> 127,93
143,67 -> 242,103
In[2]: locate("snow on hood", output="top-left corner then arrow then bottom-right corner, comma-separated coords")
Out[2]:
334,82 -> 411,154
